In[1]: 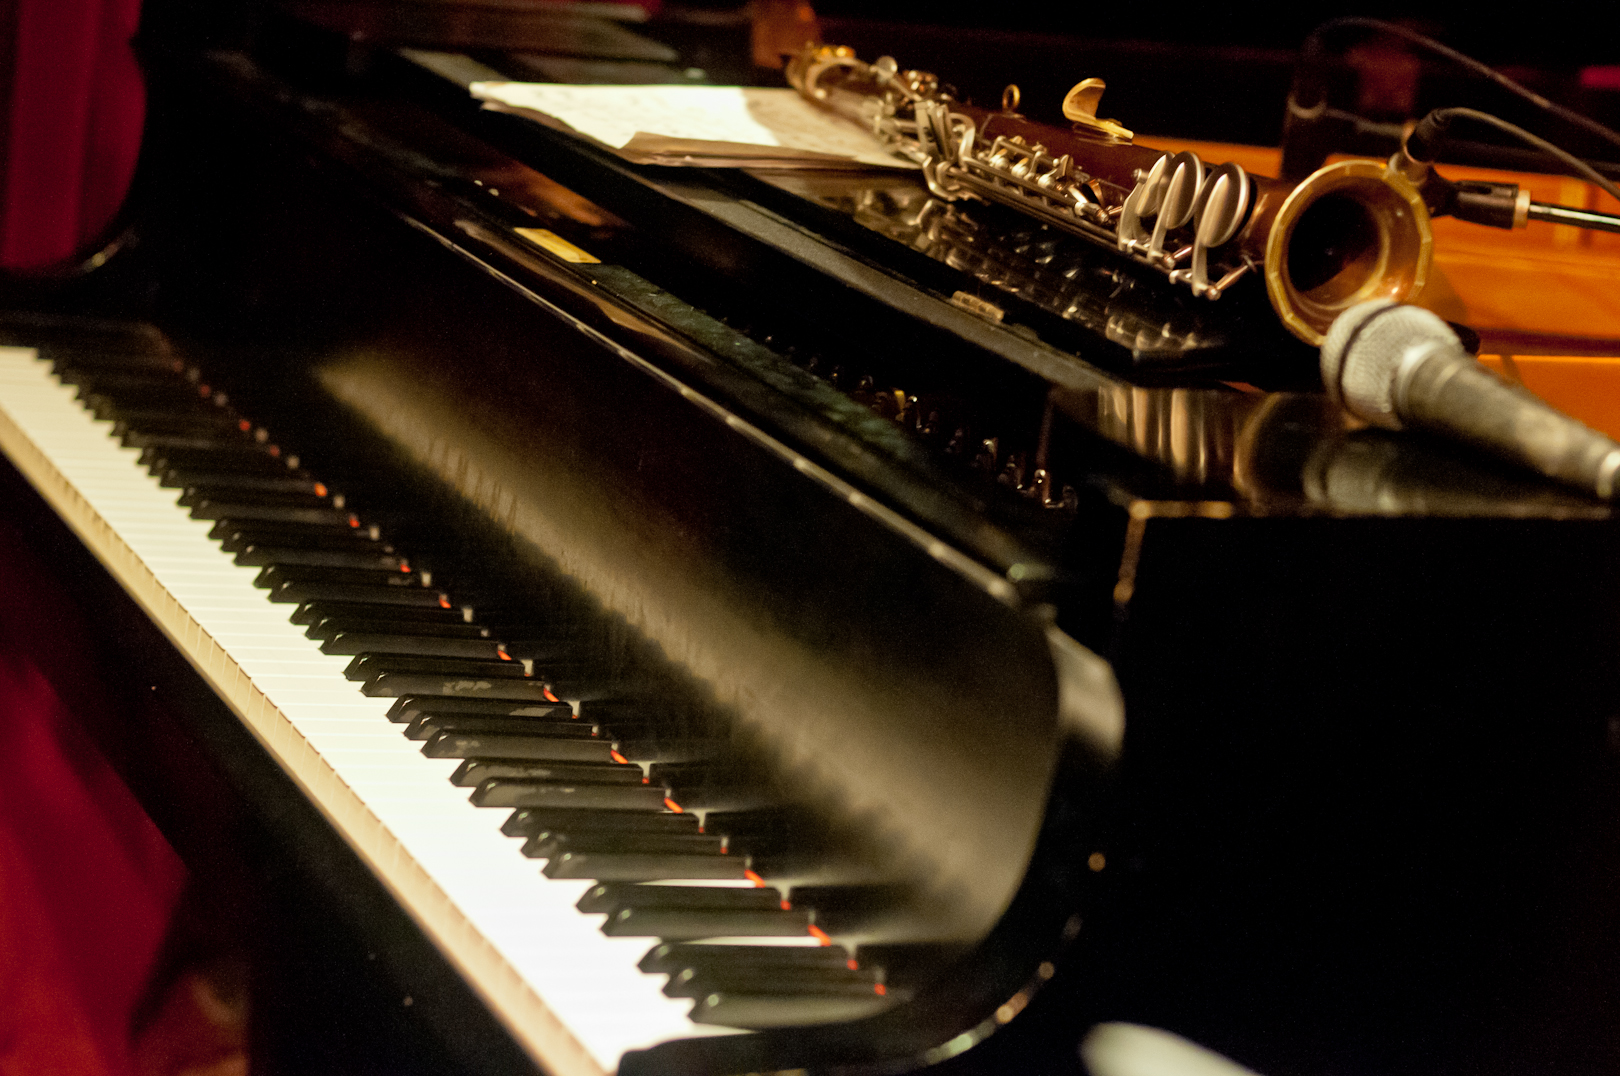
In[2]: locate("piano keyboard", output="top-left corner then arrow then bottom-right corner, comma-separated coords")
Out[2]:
0,337 -> 895,1076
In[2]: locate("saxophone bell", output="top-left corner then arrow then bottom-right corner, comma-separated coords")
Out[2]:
1263,159 -> 1433,345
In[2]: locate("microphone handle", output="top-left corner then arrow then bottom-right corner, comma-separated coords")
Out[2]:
1398,345 -> 1620,499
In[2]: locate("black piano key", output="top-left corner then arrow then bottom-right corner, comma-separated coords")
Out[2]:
552,710 -> 656,739
256,564 -> 416,591
656,782 -> 778,814
191,500 -> 352,525
142,444 -> 289,473
298,601 -> 466,629
502,808 -> 699,839
41,336 -> 172,361
90,398 -> 226,425
364,672 -> 559,701
407,714 -> 595,742
648,759 -> 731,783
345,654 -> 526,683
705,811 -> 833,856
571,702 -> 699,739
433,734 -> 615,764
186,488 -> 335,512
611,739 -> 724,765
274,583 -> 449,608
645,760 -> 756,789
236,545 -> 404,569
576,699 -> 662,725
310,616 -> 487,641
663,963 -> 880,998
99,404 -> 241,431
173,467 -> 323,493
87,387 -> 221,414
700,808 -> 811,837
75,371 -> 203,394
689,993 -> 897,1028
323,632 -> 503,660
210,516 -> 362,540
744,853 -> 890,888
123,430 -> 256,451
100,401 -> 221,431
515,666 -> 621,701
578,884 -> 782,915
117,421 -> 248,448
520,829 -> 722,859
387,695 -> 572,723
53,354 -> 185,378
164,465 -> 304,491
544,851 -> 748,882
639,943 -> 854,975
602,903 -> 804,935
61,368 -> 190,394
85,375 -> 217,399
218,521 -> 380,548
169,474 -> 324,498
309,609 -> 451,639
17,318 -> 165,353
479,630 -> 573,656
449,759 -> 641,788
468,779 -> 670,810
71,355 -> 187,377
213,519 -> 370,547
422,728 -> 609,759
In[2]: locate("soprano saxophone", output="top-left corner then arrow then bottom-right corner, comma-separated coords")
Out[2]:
788,45 -> 1434,346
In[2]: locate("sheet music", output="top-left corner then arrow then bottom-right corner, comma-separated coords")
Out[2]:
469,83 -> 912,168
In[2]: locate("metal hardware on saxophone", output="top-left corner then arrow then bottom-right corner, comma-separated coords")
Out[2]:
787,45 -> 1434,346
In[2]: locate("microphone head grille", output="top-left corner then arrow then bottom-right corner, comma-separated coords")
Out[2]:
1320,300 -> 1456,430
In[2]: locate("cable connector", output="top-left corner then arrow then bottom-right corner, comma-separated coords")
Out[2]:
1452,180 -> 1531,229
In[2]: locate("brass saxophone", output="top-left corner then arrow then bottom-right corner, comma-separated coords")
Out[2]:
788,45 -> 1433,346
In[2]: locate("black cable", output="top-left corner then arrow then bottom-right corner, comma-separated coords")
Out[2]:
1302,16 -> 1620,159
1417,107 -> 1620,206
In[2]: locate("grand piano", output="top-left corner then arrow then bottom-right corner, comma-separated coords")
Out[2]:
5,4 -> 1620,1075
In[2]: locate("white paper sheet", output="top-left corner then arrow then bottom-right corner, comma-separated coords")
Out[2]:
469,82 -> 911,169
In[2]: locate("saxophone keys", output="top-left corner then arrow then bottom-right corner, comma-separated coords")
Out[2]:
1194,163 -> 1252,249
1147,151 -> 1205,259
1117,153 -> 1170,251
1184,165 -> 1252,298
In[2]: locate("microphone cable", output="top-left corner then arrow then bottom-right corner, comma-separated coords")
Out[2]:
1285,16 -> 1620,195
1300,16 -> 1620,158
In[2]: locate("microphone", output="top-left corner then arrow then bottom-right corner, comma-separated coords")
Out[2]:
1320,301 -> 1620,499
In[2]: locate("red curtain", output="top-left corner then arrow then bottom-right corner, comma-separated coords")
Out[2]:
0,520 -> 187,1076
1,0 -> 146,270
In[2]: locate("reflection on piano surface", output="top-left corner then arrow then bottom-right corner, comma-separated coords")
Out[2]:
6,5 -> 1620,1076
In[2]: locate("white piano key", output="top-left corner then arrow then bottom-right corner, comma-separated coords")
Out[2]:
0,345 -> 739,1076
